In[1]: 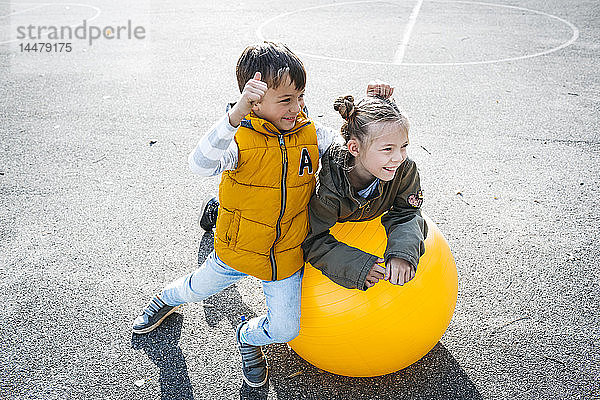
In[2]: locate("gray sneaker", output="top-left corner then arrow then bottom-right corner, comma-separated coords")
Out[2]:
132,295 -> 181,334
236,319 -> 268,387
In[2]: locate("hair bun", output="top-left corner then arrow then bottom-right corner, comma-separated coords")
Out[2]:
334,95 -> 356,121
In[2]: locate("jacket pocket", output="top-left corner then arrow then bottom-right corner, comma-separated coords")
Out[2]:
215,208 -> 241,250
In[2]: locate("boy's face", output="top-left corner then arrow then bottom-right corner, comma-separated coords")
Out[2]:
253,75 -> 305,132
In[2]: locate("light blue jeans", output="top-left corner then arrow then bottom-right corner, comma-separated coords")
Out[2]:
160,250 -> 303,346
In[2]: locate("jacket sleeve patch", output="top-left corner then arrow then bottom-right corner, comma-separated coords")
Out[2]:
299,147 -> 313,176
407,190 -> 423,208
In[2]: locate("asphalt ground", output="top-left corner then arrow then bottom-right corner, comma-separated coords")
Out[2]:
1,0 -> 599,399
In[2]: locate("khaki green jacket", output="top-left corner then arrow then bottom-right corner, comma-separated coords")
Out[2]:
302,143 -> 428,291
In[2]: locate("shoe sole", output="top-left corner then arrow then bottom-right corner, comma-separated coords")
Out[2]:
242,367 -> 269,388
132,305 -> 181,334
198,199 -> 217,231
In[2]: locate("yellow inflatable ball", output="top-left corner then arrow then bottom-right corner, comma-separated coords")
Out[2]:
289,214 -> 458,377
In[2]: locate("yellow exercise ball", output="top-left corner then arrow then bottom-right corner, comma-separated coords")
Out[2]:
289,214 -> 458,377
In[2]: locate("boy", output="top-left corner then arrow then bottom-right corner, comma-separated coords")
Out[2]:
132,42 -> 335,387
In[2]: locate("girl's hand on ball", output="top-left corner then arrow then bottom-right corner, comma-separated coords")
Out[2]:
365,258 -> 385,288
385,258 -> 416,286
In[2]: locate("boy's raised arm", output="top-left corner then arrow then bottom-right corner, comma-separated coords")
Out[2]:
188,114 -> 239,176
228,72 -> 267,127
313,121 -> 339,158
188,72 -> 267,176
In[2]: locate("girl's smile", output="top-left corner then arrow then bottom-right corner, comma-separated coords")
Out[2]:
347,122 -> 409,189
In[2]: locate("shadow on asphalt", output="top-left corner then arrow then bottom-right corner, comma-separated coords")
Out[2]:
131,313 -> 194,400
202,285 -> 258,328
234,341 -> 483,400
261,341 -> 483,400
196,231 -> 215,269
127,230 -> 218,400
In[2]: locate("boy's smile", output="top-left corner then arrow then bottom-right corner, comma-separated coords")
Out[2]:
253,76 -> 305,132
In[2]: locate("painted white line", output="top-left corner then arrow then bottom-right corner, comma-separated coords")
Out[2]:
257,1 -> 380,39
0,4 -> 47,19
256,0 -> 580,67
393,0 -> 423,65
0,2 -> 102,45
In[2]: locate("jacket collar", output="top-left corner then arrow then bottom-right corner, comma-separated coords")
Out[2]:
240,110 -> 312,137
320,143 -> 386,207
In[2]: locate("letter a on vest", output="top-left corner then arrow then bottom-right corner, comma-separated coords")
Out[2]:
299,147 -> 313,176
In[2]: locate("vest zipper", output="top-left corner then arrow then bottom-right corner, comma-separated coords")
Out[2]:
270,134 -> 288,280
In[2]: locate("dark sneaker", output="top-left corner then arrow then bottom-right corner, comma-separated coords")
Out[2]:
236,320 -> 268,387
199,197 -> 219,231
132,295 -> 181,334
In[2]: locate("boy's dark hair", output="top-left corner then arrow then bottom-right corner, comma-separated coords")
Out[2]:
236,41 -> 306,92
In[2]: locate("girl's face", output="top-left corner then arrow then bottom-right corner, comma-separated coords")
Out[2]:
348,122 -> 409,185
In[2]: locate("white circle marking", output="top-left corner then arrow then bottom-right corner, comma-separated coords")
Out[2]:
256,0 -> 580,66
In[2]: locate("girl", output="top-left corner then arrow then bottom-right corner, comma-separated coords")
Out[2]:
302,94 -> 428,290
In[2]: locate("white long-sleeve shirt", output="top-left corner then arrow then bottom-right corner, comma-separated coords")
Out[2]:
188,113 -> 339,176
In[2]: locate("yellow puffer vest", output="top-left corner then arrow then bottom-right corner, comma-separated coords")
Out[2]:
215,111 -> 318,281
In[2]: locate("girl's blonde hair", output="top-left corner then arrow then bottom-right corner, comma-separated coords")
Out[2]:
332,95 -> 409,167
